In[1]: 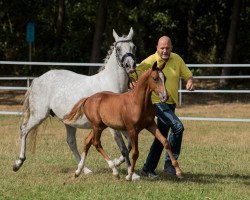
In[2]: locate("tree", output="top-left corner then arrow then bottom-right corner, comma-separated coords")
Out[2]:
55,0 -> 65,48
88,0 -> 108,75
220,0 -> 243,87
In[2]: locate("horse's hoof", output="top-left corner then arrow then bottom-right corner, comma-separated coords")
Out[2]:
113,158 -> 122,167
132,173 -> 140,181
83,167 -> 92,175
113,174 -> 120,180
12,164 -> 19,172
113,156 -> 125,167
75,169 -> 81,178
12,160 -> 23,172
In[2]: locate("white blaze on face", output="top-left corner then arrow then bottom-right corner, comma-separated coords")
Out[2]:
158,71 -> 167,102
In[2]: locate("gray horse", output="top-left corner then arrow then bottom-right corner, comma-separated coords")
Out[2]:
13,28 -> 140,180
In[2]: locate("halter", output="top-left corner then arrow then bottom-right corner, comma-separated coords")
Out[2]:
114,39 -> 136,70
114,39 -> 137,88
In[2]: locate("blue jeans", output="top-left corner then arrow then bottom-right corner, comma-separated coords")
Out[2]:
143,103 -> 184,172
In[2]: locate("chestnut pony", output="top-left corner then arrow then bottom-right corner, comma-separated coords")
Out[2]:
63,62 -> 182,180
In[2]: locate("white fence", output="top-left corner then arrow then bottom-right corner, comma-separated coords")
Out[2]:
0,61 -> 250,122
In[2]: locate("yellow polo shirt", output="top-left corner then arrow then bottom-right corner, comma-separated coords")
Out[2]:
131,52 -> 192,106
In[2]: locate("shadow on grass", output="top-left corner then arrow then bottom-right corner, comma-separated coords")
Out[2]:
57,166 -> 250,186
117,168 -> 250,184
172,172 -> 250,184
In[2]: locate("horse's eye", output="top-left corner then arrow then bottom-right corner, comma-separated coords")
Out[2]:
132,46 -> 136,53
116,47 -> 121,52
153,77 -> 159,82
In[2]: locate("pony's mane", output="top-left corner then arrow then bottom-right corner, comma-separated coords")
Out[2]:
135,68 -> 152,87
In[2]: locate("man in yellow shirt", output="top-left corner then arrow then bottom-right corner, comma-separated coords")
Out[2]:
130,36 -> 194,178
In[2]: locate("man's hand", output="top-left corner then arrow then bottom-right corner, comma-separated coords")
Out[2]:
186,77 -> 194,91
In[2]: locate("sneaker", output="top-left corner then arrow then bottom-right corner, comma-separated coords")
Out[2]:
163,161 -> 176,176
141,169 -> 158,178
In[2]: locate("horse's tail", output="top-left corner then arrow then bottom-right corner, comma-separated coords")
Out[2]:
63,98 -> 88,123
20,80 -> 39,154
21,87 -> 31,125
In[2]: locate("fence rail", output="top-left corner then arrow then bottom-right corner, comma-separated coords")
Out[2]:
1,61 -> 249,122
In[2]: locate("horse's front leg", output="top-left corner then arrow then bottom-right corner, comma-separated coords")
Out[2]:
125,130 -> 139,181
147,124 -> 183,179
108,129 -> 127,166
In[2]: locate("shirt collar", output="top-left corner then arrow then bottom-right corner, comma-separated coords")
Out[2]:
155,52 -> 171,69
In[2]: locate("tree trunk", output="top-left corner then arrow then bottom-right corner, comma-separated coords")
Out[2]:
55,0 -> 65,48
187,2 -> 195,60
88,0 -> 108,75
220,0 -> 242,87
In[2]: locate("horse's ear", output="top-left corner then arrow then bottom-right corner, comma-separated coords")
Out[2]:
127,27 -> 134,40
159,62 -> 166,70
152,62 -> 157,70
113,29 -> 119,42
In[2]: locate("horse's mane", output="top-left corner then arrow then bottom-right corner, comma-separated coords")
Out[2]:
99,34 -> 129,72
98,43 -> 115,72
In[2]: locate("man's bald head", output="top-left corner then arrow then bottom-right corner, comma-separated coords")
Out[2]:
156,36 -> 172,61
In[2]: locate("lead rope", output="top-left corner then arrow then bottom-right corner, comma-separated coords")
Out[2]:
127,70 -> 138,90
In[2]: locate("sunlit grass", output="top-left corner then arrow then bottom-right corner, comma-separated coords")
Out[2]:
0,103 -> 249,200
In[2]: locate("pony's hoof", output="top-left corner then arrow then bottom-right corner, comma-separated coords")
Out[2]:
125,175 -> 132,181
176,172 -> 184,179
83,167 -> 92,175
132,173 -> 140,181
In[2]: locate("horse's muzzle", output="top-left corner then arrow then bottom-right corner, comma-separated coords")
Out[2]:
159,93 -> 168,102
126,63 -> 136,74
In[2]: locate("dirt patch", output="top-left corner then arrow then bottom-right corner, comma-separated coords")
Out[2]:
0,90 -> 249,113
0,90 -> 25,112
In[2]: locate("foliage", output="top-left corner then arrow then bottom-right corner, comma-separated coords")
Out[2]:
0,0 -> 249,76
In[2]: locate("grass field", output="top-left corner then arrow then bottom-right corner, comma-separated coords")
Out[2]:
0,103 -> 249,200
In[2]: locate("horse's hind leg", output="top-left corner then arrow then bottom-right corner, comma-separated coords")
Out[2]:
93,127 -> 119,178
13,115 -> 46,172
65,125 -> 92,174
75,130 -> 94,177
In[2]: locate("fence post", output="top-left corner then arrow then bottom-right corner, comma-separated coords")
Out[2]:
179,79 -> 182,106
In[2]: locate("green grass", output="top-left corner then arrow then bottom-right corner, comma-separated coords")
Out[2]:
0,112 -> 249,200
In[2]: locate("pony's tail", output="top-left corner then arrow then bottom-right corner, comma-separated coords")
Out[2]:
63,98 -> 88,123
20,81 -> 38,154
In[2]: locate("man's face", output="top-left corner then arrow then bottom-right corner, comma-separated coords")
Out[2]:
157,38 -> 172,61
